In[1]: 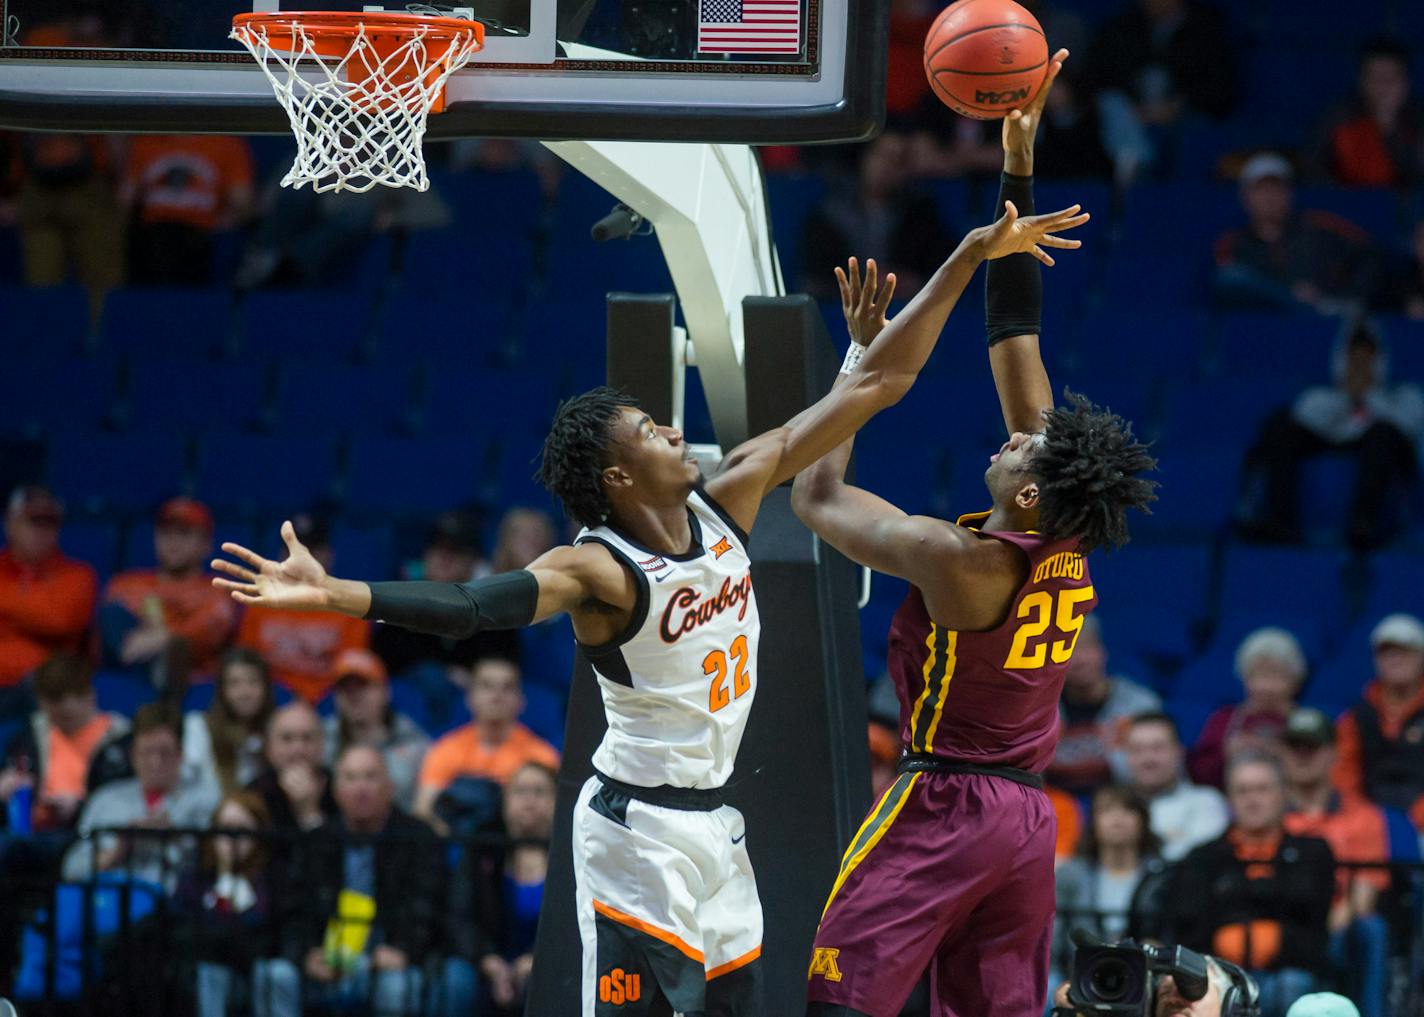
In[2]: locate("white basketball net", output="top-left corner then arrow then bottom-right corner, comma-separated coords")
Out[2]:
231,17 -> 483,193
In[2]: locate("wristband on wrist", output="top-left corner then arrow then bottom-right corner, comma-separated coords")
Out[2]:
840,341 -> 866,374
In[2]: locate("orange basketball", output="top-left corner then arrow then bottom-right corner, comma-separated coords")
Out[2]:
923,0 -> 1049,120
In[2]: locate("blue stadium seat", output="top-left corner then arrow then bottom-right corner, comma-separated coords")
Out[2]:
1068,309 -> 1209,385
427,166 -> 546,238
1210,312 -> 1339,383
1161,694 -> 1219,747
100,288 -> 235,360
345,434 -> 491,514
194,432 -> 341,514
1236,47 -> 1355,149
1359,551 -> 1424,622
1160,375 -> 1298,452
376,293 -> 517,369
47,430 -> 189,513
1117,182 -> 1240,274
1303,619 -> 1373,715
1378,314 -> 1424,382
0,358 -> 116,432
1129,447 -> 1242,539
330,523 -> 396,580
59,521 -> 121,581
1090,544 -> 1212,661
1294,186 -> 1405,244
124,361 -> 268,431
520,617 -> 576,697
5,285 -> 91,358
418,364 -> 559,443
272,361 -> 413,435
859,578 -> 909,679
766,172 -> 828,291
237,290 -> 375,363
394,227 -> 534,307
517,299 -> 609,395
183,682 -> 216,712
494,441 -> 554,512
93,670 -> 157,715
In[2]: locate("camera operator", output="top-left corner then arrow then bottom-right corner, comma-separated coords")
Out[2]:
1049,940 -> 1254,1017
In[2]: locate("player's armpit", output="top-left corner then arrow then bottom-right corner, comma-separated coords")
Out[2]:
526,543 -> 639,629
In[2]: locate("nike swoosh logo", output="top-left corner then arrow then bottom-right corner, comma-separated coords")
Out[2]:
654,571 -> 674,583
731,832 -> 746,845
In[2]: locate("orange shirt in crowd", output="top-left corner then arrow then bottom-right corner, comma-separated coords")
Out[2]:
123,135 -> 254,231
105,569 -> 239,677
236,606 -> 369,703
0,549 -> 97,686
1333,680 -> 1424,824
419,723 -> 560,792
1213,830 -> 1284,969
41,712 -> 113,802
1285,794 -> 1392,898
1048,786 -> 1083,860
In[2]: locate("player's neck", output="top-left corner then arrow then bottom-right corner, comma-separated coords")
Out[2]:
1098,844 -> 1139,876
608,501 -> 695,557
478,718 -> 514,746
980,504 -> 1037,535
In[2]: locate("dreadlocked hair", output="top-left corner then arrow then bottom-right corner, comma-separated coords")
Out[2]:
1032,389 -> 1158,553
537,386 -> 642,529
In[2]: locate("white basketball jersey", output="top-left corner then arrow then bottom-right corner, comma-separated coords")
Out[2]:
576,486 -> 760,790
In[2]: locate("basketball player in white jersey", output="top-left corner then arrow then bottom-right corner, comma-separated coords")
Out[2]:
210,203 -> 1085,1017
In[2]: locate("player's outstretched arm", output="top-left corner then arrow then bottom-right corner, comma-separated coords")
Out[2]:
987,47 -> 1069,436
704,203 -> 1087,533
212,520 -> 635,638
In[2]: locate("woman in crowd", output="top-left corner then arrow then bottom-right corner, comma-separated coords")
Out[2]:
1189,627 -> 1304,788
440,761 -> 557,1017
184,649 -> 276,795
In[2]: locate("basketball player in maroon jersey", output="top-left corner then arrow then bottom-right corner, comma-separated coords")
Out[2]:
793,52 -> 1158,1017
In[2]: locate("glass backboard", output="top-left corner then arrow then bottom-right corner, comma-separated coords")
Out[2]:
0,0 -> 885,143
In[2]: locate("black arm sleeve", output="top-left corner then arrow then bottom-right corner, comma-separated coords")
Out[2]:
985,171 -> 1042,346
364,570 -> 539,638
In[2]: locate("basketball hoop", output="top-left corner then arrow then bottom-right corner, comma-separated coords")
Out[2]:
231,11 -> 484,193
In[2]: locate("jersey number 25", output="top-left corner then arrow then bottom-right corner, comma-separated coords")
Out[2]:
1004,586 -> 1095,670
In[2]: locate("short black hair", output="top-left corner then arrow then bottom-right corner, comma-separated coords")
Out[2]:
1127,710 -> 1180,744
1031,389 -> 1158,554
1361,38 -> 1410,69
537,386 -> 642,528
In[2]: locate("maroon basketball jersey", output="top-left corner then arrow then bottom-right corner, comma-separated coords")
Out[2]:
886,510 -> 1097,773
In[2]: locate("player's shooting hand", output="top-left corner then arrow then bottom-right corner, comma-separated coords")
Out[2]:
835,257 -> 896,347
211,520 -> 331,610
971,200 -> 1088,267
1002,48 -> 1068,170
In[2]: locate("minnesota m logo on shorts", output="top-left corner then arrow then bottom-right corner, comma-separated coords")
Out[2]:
808,947 -> 843,981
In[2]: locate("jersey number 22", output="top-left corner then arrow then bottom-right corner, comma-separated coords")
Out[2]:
705,635 -> 752,713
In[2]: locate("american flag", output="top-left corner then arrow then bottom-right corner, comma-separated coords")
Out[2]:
697,0 -> 802,55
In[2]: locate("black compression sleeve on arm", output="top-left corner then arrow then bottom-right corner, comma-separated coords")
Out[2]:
985,171 -> 1042,347
365,570 -> 539,638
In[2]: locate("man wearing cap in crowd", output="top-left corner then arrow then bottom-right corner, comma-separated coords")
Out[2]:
1214,150 -> 1375,314
102,497 -> 239,686
236,514 -> 369,703
1282,707 -> 1395,1017
322,648 -> 430,810
1334,613 -> 1424,833
0,486 -> 97,720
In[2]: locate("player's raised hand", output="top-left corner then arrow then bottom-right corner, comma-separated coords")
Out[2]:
1003,48 -> 1069,167
971,200 -> 1088,267
835,256 -> 896,347
211,520 -> 331,610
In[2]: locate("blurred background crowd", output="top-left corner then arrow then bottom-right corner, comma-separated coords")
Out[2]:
1,0 -> 1422,1015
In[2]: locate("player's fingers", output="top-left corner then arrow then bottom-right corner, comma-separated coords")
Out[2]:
1040,235 -> 1083,249
834,266 -> 851,309
211,559 -> 259,583
1031,245 -> 1056,267
228,589 -> 262,606
220,542 -> 269,570
213,577 -> 258,595
280,518 -> 305,556
846,256 -> 861,296
873,273 -> 897,316
1000,199 -> 1019,226
861,259 -> 878,313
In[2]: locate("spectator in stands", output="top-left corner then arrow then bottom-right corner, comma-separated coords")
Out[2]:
256,746 -> 439,1017
233,177 -> 382,290
4,16 -> 124,320
1048,616 -> 1161,797
185,790 -> 278,1017
0,486 -> 97,719
1214,153 -> 1376,314
415,656 -> 559,836
1374,219 -> 1424,319
1051,786 -> 1171,988
374,511 -> 515,726
237,517 -> 369,703
1,654 -> 129,833
1124,712 -> 1229,861
1238,317 -> 1422,550
1083,0 -> 1237,180
322,649 -> 430,810
1048,786 -> 1083,862
1312,40 -> 1422,189
798,131 -> 953,301
247,702 -> 337,835
1189,627 -> 1304,789
1334,613 -> 1424,831
102,498 -> 239,686
1168,753 -> 1334,1017
868,720 -> 900,800
121,135 -> 255,285
491,507 -> 557,574
62,704 -> 219,890
441,760 -> 557,1017
183,648 -> 275,797
1282,708 -> 1393,1017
